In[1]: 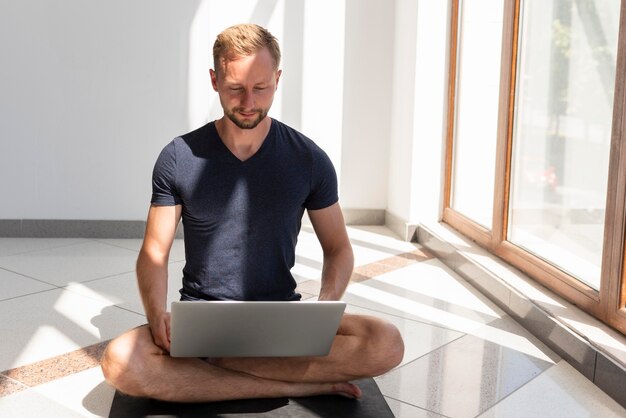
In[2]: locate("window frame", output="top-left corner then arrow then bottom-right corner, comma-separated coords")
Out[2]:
443,0 -> 626,333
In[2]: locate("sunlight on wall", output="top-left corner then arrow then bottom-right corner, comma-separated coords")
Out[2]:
194,0 -> 287,129
410,0 -> 450,224
301,0 -> 346,185
188,0 -> 211,130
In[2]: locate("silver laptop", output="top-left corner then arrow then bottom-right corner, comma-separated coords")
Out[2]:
170,300 -> 346,358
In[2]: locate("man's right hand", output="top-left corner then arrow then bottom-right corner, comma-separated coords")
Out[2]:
149,311 -> 171,352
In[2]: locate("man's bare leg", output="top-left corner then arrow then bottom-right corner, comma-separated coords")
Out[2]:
101,326 -> 362,403
214,314 -> 404,383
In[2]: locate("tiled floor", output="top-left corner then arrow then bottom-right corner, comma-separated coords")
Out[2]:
0,226 -> 625,417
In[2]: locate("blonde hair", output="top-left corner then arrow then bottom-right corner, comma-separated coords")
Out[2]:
213,24 -> 281,75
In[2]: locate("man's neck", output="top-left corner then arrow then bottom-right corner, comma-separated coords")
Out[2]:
215,117 -> 272,162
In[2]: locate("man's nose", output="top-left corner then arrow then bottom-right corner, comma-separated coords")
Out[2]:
241,90 -> 254,109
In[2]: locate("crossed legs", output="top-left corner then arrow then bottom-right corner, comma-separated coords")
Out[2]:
101,313 -> 404,403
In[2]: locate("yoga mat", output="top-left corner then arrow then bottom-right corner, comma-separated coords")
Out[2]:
108,377 -> 394,417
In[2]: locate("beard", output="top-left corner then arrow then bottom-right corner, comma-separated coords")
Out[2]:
224,106 -> 269,130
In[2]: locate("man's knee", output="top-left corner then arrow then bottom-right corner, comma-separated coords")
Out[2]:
380,321 -> 405,369
101,334 -> 133,390
362,318 -> 404,376
101,326 -> 152,396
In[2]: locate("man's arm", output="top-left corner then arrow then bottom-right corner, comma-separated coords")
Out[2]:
308,202 -> 354,301
137,204 -> 182,351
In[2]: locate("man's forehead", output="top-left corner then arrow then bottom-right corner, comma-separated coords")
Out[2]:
221,73 -> 275,85
217,56 -> 278,83
217,48 -> 277,71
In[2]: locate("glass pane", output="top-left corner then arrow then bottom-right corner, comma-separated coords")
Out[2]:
509,0 -> 620,289
450,0 -> 505,228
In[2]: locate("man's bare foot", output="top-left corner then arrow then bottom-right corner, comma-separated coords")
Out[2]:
331,382 -> 362,399
289,381 -> 362,399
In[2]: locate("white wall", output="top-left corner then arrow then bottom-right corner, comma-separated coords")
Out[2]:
410,0 -> 451,224
386,0 -> 451,232
299,0 -> 346,181
1,0 -> 450,236
339,0 -> 395,210
387,0 -> 420,223
1,1 -> 200,220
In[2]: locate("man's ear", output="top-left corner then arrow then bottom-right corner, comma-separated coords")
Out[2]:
210,69 -> 218,91
275,69 -> 282,90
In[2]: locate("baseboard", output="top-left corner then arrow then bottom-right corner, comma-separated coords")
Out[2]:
342,209 -> 386,226
384,211 -> 418,242
1,210 -> 395,239
0,219 -> 150,238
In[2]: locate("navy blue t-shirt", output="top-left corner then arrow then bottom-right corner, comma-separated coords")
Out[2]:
151,119 -> 338,301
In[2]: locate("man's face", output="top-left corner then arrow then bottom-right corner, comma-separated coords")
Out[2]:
211,47 -> 281,130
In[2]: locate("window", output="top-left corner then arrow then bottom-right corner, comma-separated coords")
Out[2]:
444,0 -> 626,333
449,0 -> 504,229
510,0 -> 619,290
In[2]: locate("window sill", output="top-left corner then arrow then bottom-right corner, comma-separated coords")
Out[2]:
417,221 -> 626,408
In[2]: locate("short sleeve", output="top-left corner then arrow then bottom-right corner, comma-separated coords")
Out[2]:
151,140 -> 182,206
304,147 -> 339,210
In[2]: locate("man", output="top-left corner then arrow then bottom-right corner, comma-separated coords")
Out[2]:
101,23 -> 404,402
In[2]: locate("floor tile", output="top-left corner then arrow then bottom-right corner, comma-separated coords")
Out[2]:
477,360 -> 626,418
297,225 -> 422,269
95,238 -> 186,262
351,245 -> 418,268
0,241 -> 139,286
349,230 -> 425,267
346,304 -> 464,367
0,387 -> 85,418
93,238 -> 142,252
295,228 -> 323,255
377,332 -> 554,417
0,375 -> 27,397
4,342 -> 108,388
0,268 -> 54,301
384,397 -> 446,418
170,238 -> 186,262
65,261 -> 186,316
33,366 -> 115,418
343,260 -> 504,334
0,288 -> 144,370
466,317 -> 560,365
0,238 -> 85,258
0,227 -> 621,416
293,231 -> 324,282
348,226 -> 421,253
295,279 -> 321,297
291,262 -> 322,282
